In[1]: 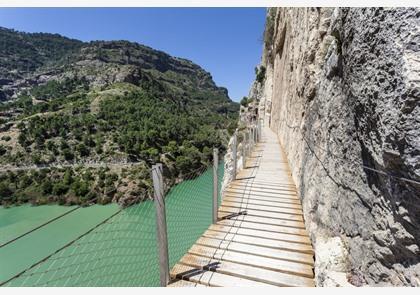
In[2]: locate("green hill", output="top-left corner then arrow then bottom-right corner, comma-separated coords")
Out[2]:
0,27 -> 238,206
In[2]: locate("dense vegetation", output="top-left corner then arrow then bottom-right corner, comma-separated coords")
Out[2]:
0,28 -> 239,207
0,27 -> 83,79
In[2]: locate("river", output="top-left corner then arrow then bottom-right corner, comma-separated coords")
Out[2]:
0,162 -> 223,286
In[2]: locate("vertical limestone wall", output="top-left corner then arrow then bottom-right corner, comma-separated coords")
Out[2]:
257,7 -> 420,286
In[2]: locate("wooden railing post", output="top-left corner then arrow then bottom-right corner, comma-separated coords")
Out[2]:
248,127 -> 252,157
254,125 -> 257,143
242,138 -> 246,170
232,131 -> 237,180
212,148 -> 218,224
251,127 -> 255,149
254,125 -> 258,143
245,131 -> 250,158
152,164 -> 169,287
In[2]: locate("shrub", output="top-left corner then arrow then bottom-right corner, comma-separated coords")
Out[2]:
62,148 -> 74,161
0,145 -> 6,156
71,180 -> 90,197
240,97 -> 249,107
255,66 -> 266,83
0,182 -> 13,200
41,180 -> 53,194
52,182 -> 69,196
76,143 -> 90,157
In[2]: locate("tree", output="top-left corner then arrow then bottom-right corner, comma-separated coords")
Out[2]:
60,139 -> 69,150
0,182 -> 13,200
240,96 -> 249,107
163,141 -> 178,155
52,182 -> 69,196
46,141 -> 56,152
8,172 -> 18,189
62,148 -> 74,161
255,66 -> 266,83
71,180 -> 90,197
18,133 -> 29,147
19,175 -> 32,188
41,180 -> 53,194
63,169 -> 73,185
76,143 -> 90,157
0,145 -> 6,156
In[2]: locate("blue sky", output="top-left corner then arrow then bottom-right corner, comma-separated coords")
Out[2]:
0,8 -> 266,102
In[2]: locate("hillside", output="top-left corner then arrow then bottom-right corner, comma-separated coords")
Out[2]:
0,27 -> 239,206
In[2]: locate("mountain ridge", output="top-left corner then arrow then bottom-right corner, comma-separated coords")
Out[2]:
0,26 -> 239,207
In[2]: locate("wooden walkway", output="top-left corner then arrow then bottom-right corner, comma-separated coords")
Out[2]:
169,127 -> 315,287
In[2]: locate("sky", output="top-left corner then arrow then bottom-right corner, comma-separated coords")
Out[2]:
0,8 -> 266,102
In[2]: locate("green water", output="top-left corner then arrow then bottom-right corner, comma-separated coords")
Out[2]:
0,163 -> 223,286
0,205 -> 77,246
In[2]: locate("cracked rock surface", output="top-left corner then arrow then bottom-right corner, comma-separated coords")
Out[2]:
257,7 -> 420,286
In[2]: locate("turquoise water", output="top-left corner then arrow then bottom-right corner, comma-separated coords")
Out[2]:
0,204 -> 120,285
0,205 -> 77,246
0,163 -> 223,286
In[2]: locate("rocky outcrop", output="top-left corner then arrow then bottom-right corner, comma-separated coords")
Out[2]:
256,7 -> 420,286
0,29 -> 229,101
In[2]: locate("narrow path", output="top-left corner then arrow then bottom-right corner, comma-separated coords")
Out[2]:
169,127 -> 315,287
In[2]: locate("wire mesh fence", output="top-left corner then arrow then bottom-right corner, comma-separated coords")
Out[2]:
3,202 -> 159,287
1,157 -> 225,287
166,159 -> 224,270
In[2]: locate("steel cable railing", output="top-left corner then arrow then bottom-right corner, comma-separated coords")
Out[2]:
278,111 -> 420,187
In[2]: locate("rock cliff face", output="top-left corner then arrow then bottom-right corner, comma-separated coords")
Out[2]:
248,7 -> 419,286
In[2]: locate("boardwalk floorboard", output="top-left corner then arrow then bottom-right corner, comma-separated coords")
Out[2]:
222,195 -> 303,209
195,237 -> 314,265
188,244 -> 314,278
217,219 -> 309,236
208,224 -> 311,244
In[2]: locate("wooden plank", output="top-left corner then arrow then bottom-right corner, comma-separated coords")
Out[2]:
218,206 -> 304,222
225,189 -> 300,200
229,184 -> 298,193
222,195 -> 303,209
230,183 -> 297,193
209,224 -> 311,245
179,253 -> 315,287
218,218 -> 308,236
220,200 -> 303,216
223,192 -> 301,205
168,279 -> 206,287
188,244 -> 314,278
170,263 -> 269,287
229,187 -> 298,197
218,212 -> 306,229
195,236 -> 314,265
236,180 -> 297,188
202,229 -> 314,254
